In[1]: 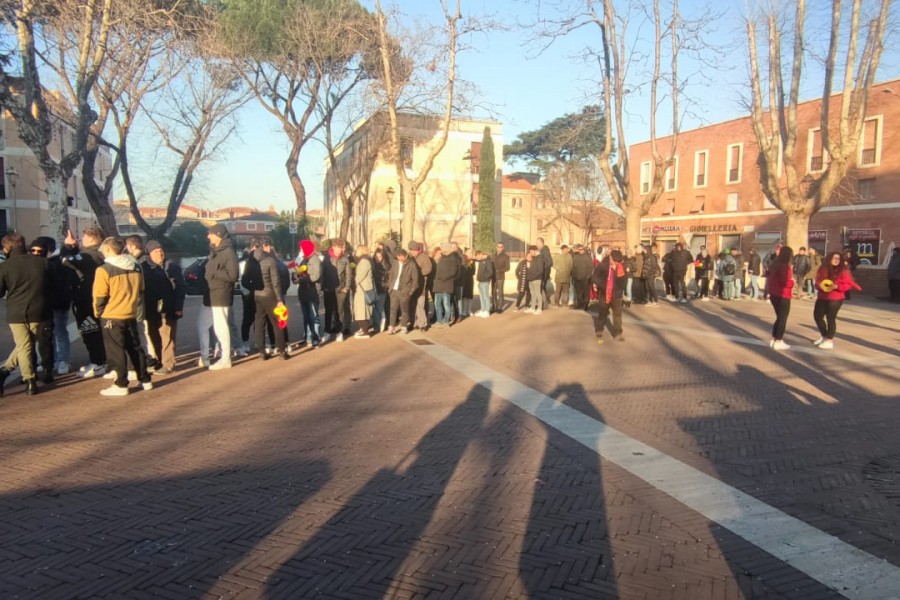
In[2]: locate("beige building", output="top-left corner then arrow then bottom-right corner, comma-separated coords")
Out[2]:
1,91 -> 113,241
323,113 -> 503,250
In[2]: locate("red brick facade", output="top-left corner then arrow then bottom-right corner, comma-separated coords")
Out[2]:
624,79 -> 900,268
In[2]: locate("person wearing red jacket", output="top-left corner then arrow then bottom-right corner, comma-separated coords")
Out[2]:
812,251 -> 861,350
767,246 -> 795,350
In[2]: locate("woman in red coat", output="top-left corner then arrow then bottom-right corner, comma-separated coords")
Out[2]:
813,251 -> 861,349
767,246 -> 794,350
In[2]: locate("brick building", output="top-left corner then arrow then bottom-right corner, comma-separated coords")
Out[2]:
620,78 -> 900,269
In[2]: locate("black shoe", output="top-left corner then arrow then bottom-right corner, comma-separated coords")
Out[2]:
0,367 -> 9,398
280,351 -> 290,361
260,352 -> 270,361
24,379 -> 38,396
42,370 -> 54,384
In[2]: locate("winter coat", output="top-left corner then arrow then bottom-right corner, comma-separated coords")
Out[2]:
253,249 -> 284,303
767,263 -> 794,299
205,237 -> 238,307
142,258 -> 185,319
61,243 -> 104,309
553,252 -> 574,282
670,248 -> 693,272
388,259 -> 418,297
719,255 -> 737,282
353,256 -> 374,321
889,252 -> 900,281
47,255 -> 75,312
539,246 -> 553,277
335,255 -> 353,291
372,256 -> 390,294
571,252 -> 594,280
641,254 -> 661,279
94,254 -> 143,320
694,253 -> 713,278
492,252 -> 510,278
793,254 -> 811,278
634,253 -> 644,278
747,252 -> 762,276
516,260 -> 529,293
415,252 -> 433,291
476,257 -> 495,283
590,258 -> 626,301
527,253 -> 545,282
462,260 -> 475,298
433,255 -> 459,294
0,249 -> 49,323
623,256 -> 637,279
294,252 -> 322,302
804,254 -> 823,282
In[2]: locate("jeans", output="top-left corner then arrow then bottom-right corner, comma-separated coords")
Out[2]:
723,279 -> 736,300
372,292 -> 386,331
624,278 -> 633,302
478,281 -> 491,313
52,308 -> 71,365
750,274 -> 760,299
435,292 -> 452,324
491,276 -> 505,311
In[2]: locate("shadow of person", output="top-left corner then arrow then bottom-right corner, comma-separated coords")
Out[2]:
0,460 -> 330,599
519,383 -> 617,599
265,384 -> 490,599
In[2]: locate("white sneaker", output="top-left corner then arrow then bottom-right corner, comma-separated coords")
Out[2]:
769,338 -> 775,348
198,357 -> 210,368
772,340 -> 791,350
813,337 -> 825,346
335,333 -> 344,343
321,333 -> 331,343
236,344 -> 248,357
679,298 -> 688,304
700,297 -> 710,302
103,370 -> 137,381
208,361 -> 232,370
78,363 -> 106,379
353,331 -> 370,339
56,361 -> 70,375
523,308 -> 535,314
534,309 -> 542,315
819,340 -> 834,349
100,385 -> 129,397
142,381 -> 154,391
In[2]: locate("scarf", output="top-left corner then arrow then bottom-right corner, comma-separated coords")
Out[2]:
606,261 -> 625,303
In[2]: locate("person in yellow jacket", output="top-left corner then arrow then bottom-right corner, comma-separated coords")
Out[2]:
93,237 -> 152,396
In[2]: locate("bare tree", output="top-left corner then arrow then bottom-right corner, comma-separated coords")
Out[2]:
746,0 -> 891,250
0,0 -> 114,242
374,0 -> 461,244
532,0 -> 717,248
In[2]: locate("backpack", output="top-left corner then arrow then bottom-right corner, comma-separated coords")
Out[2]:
723,261 -> 736,276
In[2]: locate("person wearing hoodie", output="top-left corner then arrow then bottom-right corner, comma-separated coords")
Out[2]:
0,233 -> 50,397
28,237 -> 63,382
204,224 -> 239,369
61,227 -> 107,378
93,236 -> 152,396
253,237 -> 289,360
293,239 -> 322,347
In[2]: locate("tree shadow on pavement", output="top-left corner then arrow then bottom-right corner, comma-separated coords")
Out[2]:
0,460 -> 330,599
519,383 -> 617,599
264,384 -> 490,599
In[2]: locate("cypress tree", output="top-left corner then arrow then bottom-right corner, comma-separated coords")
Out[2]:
475,126 -> 496,252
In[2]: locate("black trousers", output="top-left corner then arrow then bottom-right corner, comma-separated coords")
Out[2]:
389,290 -> 411,330
642,278 -> 658,303
323,291 -> 339,333
595,297 -> 623,337
573,278 -> 591,309
241,293 -> 255,343
697,276 -> 710,299
101,318 -> 149,388
336,290 -> 352,334
491,276 -> 506,311
890,279 -> 900,302
770,296 -> 791,340
255,295 -> 285,353
74,300 -> 106,365
672,271 -> 687,299
813,299 -> 842,339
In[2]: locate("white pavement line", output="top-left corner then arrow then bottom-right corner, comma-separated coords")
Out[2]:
628,319 -> 900,368
411,340 -> 900,600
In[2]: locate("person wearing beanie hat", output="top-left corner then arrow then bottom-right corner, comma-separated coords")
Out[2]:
142,240 -> 185,375
291,238 -> 322,347
203,223 -> 238,369
590,248 -> 627,344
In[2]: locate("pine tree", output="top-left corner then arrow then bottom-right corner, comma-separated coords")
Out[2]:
475,127 -> 496,252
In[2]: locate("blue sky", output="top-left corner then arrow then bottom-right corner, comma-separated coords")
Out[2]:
160,0 -> 900,213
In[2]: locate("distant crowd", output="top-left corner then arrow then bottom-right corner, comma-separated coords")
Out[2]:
0,222 -> 889,398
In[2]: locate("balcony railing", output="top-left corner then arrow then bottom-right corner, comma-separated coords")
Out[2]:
695,173 -> 705,186
728,168 -> 739,182
861,148 -> 876,165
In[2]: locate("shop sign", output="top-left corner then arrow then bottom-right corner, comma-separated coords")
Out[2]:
848,229 -> 881,265
652,225 -> 681,234
688,224 -> 738,233
808,230 -> 827,242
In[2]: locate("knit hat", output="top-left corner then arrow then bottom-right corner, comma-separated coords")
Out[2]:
145,240 -> 162,254
208,224 -> 228,237
30,236 -> 56,254
440,242 -> 453,254
299,239 -> 316,258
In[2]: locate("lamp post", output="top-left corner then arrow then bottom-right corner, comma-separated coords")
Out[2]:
5,167 -> 18,232
462,150 -> 475,249
386,186 -> 395,240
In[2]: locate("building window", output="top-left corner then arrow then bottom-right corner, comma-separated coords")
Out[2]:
807,128 -> 827,172
511,197 -> 522,209
726,143 -> 743,184
858,178 -> 876,203
665,156 -> 679,192
694,150 -> 708,188
536,197 -> 545,209
537,219 -> 546,232
246,223 -> 257,231
265,223 -> 275,231
690,196 -> 705,214
400,137 -> 414,169
640,161 -> 652,194
726,192 -> 739,212
553,231 -> 562,245
662,198 -> 675,215
860,116 -> 882,167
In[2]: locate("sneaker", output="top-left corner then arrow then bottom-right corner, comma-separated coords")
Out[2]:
533,309 -> 542,315
819,340 -> 834,349
320,333 -> 331,343
353,331 -> 370,339
141,381 -> 154,391
813,337 -> 825,346
208,361 -> 232,370
679,298 -> 687,304
100,385 -> 129,397
772,340 -> 791,350
335,333 -> 344,343
56,361 -> 70,375
154,368 -> 173,375
769,338 -> 775,348
104,370 -> 137,381
78,363 -> 106,379
198,357 -> 210,368
523,308 -> 535,314
700,297 -> 710,302
236,344 -> 249,357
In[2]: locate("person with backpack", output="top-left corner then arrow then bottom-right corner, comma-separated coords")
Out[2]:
720,250 -> 738,300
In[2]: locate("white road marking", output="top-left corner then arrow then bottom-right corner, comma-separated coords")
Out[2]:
411,339 -> 900,600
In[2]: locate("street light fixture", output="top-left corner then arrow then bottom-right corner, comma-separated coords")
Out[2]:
5,166 -> 18,232
386,186 -> 395,240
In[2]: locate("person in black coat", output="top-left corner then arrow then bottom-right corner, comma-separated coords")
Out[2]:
254,239 -> 288,360
386,249 -> 418,334
526,245 -> 545,313
491,241 -> 510,313
669,242 -> 694,302
641,247 -> 661,305
142,241 -> 185,374
61,227 -> 107,376
0,233 -> 50,396
571,244 -> 594,310
591,249 -> 627,343
432,245 -> 459,326
204,224 -> 239,369
30,237 -> 64,381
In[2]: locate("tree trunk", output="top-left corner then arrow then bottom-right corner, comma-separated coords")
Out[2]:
339,198 -> 351,242
400,180 -> 415,244
46,171 -> 70,245
624,203 -> 644,250
286,148 -> 307,219
81,150 -> 119,236
784,212 -> 811,253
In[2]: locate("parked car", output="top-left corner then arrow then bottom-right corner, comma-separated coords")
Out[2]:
183,257 -> 246,296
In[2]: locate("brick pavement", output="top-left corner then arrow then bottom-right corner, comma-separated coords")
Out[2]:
0,294 -> 898,598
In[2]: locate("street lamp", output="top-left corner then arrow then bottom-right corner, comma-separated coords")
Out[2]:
462,150 -> 475,249
5,167 -> 18,232
386,186 -> 395,240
